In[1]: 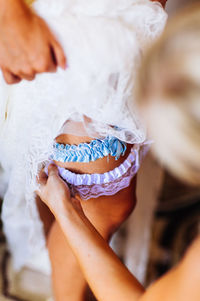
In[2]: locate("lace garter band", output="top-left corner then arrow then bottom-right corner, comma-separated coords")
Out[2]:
46,146 -> 140,200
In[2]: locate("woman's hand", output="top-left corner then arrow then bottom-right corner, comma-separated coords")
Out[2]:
37,166 -> 144,301
0,0 -> 67,84
36,164 -> 84,219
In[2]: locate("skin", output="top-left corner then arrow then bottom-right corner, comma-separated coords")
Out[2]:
36,132 -> 136,301
37,164 -> 141,301
0,0 -> 166,84
0,0 -> 66,84
37,164 -> 200,301
0,0 -> 167,299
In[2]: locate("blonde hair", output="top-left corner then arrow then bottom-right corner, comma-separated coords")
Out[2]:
137,3 -> 200,185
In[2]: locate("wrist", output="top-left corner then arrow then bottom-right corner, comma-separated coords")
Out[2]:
55,199 -> 87,228
53,197 -> 76,219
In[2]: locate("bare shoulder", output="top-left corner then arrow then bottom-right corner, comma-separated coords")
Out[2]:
140,236 -> 200,301
181,236 -> 200,274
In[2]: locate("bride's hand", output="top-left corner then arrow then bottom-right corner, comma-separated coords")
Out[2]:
0,0 -> 67,84
36,164 -> 84,219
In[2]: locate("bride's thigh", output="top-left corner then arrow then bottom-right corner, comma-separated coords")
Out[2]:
80,177 -> 137,240
36,195 -> 55,237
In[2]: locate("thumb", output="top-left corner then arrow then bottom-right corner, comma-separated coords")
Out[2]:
35,168 -> 47,197
51,38 -> 67,70
37,168 -> 48,186
48,163 -> 59,177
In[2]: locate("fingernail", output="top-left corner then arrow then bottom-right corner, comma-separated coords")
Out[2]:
63,63 -> 68,70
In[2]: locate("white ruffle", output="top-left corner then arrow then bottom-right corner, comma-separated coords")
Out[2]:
0,0 -> 167,272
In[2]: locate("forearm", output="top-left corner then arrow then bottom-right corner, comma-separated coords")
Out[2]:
56,207 -> 144,301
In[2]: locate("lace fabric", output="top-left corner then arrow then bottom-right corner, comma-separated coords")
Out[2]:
45,144 -> 149,200
0,0 -> 167,272
60,148 -> 139,200
70,163 -> 137,200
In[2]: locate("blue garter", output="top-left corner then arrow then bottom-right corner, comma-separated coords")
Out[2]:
51,136 -> 127,163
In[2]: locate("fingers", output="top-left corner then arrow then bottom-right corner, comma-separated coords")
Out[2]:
46,46 -> 57,72
35,164 -> 57,195
2,68 -> 21,85
2,53 -> 55,84
37,169 -> 48,186
36,168 -> 47,197
48,163 -> 59,177
33,46 -> 57,74
47,164 -> 72,199
1,43 -> 66,86
51,38 -> 67,70
2,65 -> 36,83
18,70 -> 36,81
37,164 -> 59,186
1,38 -> 66,85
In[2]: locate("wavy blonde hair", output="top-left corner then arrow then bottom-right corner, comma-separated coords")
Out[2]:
136,3 -> 200,185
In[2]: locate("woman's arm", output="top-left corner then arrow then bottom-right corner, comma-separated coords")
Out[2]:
37,164 -> 144,301
140,237 -> 200,301
0,0 -> 66,84
37,164 -> 200,301
56,200 -> 144,301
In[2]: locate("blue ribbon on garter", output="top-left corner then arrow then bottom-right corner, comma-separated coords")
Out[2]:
51,136 -> 127,163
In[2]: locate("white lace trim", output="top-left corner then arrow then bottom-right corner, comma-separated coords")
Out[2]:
0,0 -> 167,271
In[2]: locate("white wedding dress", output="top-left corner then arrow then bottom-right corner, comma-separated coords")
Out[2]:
0,0 -> 167,274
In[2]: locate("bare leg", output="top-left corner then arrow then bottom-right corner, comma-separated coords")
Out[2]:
47,221 -> 87,301
46,177 -> 136,301
38,132 -> 137,301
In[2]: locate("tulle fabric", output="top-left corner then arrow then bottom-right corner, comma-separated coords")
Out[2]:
0,0 -> 167,273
